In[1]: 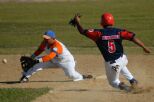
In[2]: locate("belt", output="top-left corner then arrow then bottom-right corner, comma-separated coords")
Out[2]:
109,54 -> 123,64
109,60 -> 116,64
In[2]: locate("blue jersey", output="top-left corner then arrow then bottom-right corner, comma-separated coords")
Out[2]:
85,27 -> 135,62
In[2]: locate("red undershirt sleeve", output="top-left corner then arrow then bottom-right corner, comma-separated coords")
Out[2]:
120,30 -> 135,40
85,29 -> 102,41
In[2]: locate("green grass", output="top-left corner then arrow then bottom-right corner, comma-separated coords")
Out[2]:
0,88 -> 50,102
0,0 -> 154,54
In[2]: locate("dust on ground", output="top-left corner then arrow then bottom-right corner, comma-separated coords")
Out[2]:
0,54 -> 154,102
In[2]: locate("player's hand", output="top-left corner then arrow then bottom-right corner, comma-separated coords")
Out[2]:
74,13 -> 81,23
143,47 -> 151,53
69,13 -> 81,27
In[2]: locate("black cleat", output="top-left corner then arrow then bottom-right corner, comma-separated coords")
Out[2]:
119,82 -> 132,92
83,75 -> 93,79
129,78 -> 138,89
19,76 -> 29,83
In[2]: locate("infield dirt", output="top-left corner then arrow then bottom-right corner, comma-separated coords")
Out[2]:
0,54 -> 154,102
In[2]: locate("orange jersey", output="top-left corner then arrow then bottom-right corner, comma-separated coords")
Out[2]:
33,40 -> 72,62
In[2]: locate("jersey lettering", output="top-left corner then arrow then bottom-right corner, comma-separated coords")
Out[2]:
102,35 -> 120,40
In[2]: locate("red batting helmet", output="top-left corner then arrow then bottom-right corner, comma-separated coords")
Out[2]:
101,13 -> 114,27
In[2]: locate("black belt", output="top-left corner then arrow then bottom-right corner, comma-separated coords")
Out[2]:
109,54 -> 123,64
109,60 -> 116,64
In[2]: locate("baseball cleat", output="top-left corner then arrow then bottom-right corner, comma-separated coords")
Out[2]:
119,82 -> 132,92
19,76 -> 29,83
129,78 -> 138,89
83,74 -> 93,79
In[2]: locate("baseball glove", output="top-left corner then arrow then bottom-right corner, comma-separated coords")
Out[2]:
69,13 -> 81,27
20,56 -> 39,72
69,18 -> 77,27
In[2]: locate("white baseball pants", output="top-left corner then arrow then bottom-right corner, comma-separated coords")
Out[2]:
105,54 -> 134,88
23,58 -> 83,81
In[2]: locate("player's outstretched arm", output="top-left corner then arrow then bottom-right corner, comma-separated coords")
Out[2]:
132,37 -> 151,53
74,14 -> 86,35
31,40 -> 46,59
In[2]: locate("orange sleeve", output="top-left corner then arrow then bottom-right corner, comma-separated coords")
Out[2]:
42,52 -> 57,62
34,40 -> 46,56
41,41 -> 63,62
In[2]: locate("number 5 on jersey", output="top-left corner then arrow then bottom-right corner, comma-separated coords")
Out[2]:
108,40 -> 116,53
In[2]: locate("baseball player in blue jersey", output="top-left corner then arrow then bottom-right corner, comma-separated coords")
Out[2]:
70,13 -> 151,92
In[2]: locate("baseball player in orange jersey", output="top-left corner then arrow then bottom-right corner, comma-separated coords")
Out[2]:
20,30 -> 92,82
72,13 -> 151,92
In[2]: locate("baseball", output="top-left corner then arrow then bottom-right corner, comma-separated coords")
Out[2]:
2,58 -> 7,64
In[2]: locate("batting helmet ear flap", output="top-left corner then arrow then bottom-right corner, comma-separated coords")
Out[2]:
100,13 -> 115,27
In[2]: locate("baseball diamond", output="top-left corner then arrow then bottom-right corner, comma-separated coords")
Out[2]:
0,0 -> 154,102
